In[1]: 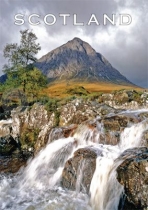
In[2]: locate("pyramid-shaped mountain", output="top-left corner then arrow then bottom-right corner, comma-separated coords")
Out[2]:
35,37 -> 133,85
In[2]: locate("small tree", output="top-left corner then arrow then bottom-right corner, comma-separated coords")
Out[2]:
24,68 -> 47,101
2,29 -> 47,103
3,29 -> 41,72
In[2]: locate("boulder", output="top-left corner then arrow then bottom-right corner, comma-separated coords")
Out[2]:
117,147 -> 148,210
61,147 -> 101,193
98,114 -> 140,146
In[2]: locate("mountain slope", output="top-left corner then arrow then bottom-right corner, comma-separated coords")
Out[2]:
35,37 -> 134,85
0,74 -> 7,83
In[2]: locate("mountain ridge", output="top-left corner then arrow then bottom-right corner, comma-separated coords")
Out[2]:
35,37 -> 134,86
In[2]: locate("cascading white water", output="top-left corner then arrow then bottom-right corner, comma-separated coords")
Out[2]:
0,110 -> 148,210
89,119 -> 148,210
19,137 -> 77,190
119,119 -> 148,151
89,146 -> 122,210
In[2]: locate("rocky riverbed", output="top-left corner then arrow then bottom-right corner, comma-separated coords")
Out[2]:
0,89 -> 148,210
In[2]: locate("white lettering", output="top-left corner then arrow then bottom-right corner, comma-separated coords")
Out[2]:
14,14 -> 25,25
28,14 -> 40,25
104,14 -> 116,25
44,14 -> 56,25
73,14 -> 84,26
120,14 -> 132,25
88,14 -> 100,25
59,14 -> 70,25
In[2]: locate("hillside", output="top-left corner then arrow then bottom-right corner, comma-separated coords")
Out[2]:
42,81 -> 142,98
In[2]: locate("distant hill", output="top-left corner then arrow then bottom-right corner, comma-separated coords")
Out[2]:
35,37 -> 134,86
0,74 -> 7,83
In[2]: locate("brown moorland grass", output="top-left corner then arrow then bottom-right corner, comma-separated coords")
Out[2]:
41,81 -> 144,99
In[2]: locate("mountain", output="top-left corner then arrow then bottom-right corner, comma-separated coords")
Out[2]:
35,37 -> 134,85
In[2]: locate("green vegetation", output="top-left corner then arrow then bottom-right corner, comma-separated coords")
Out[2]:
1,29 -> 47,105
66,86 -> 90,96
54,110 -> 61,127
20,128 -> 40,148
44,97 -> 59,113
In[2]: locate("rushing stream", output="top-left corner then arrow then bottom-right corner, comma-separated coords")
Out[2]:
0,110 -> 148,210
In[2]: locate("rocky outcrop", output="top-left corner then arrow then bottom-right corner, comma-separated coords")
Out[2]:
99,90 -> 148,109
0,98 -> 147,156
59,90 -> 148,127
59,99 -> 117,126
11,103 -> 50,135
117,147 -> 148,210
0,103 -> 56,156
61,147 -> 101,193
10,103 -> 55,152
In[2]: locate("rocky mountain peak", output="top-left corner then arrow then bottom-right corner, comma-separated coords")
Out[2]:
66,37 -> 96,56
35,38 -> 134,85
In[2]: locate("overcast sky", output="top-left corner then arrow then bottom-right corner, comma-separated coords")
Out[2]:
0,0 -> 147,87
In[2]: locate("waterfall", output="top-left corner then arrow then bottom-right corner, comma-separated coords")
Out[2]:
0,110 -> 147,210
90,156 -> 123,210
119,119 -> 148,151
89,119 -> 148,210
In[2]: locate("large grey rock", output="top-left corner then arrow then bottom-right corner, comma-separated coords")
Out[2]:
61,147 -> 101,193
117,147 -> 148,210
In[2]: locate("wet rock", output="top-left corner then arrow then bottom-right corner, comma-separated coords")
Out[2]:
0,135 -> 18,156
142,130 -> 148,148
99,114 -> 140,146
117,147 -> 148,210
48,124 -> 78,142
138,112 -> 148,121
61,147 -> 101,193
0,155 -> 26,173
